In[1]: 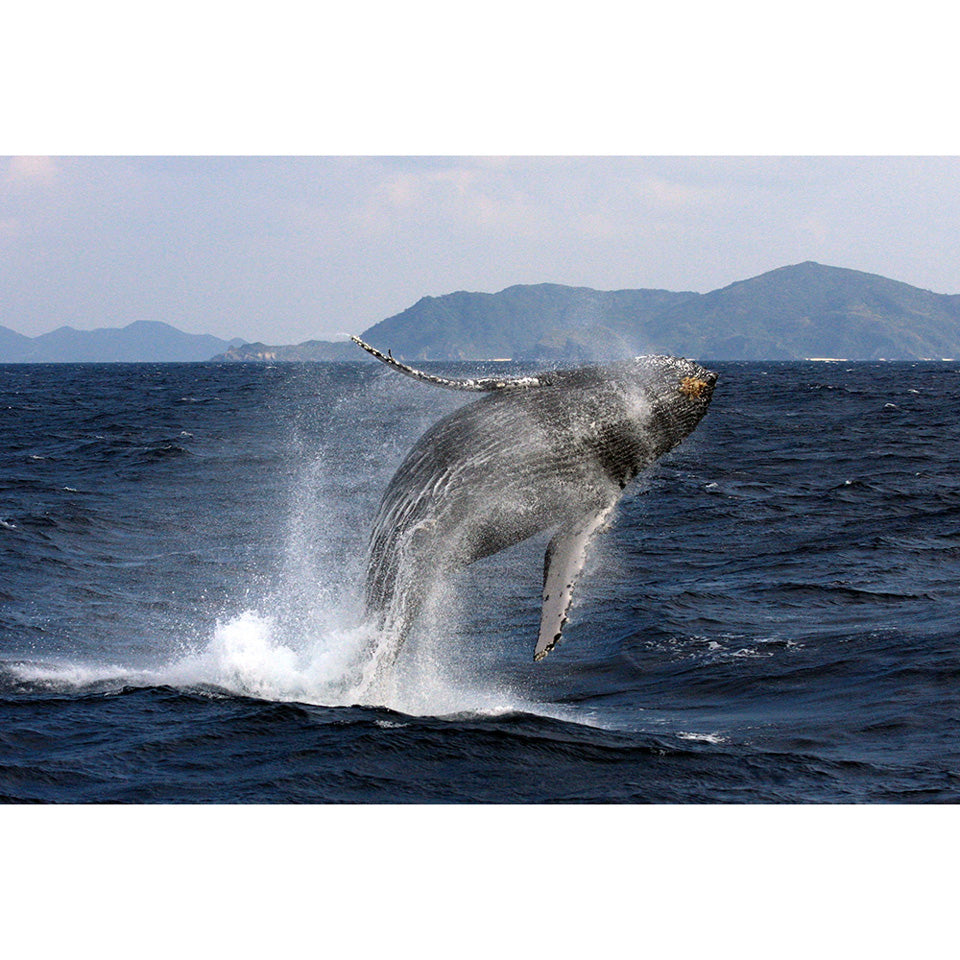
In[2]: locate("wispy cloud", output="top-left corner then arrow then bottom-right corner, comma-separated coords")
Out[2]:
360,160 -> 536,236
631,172 -> 722,211
5,156 -> 58,185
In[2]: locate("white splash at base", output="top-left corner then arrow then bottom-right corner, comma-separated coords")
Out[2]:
4,605 -> 552,721
171,607 -> 535,717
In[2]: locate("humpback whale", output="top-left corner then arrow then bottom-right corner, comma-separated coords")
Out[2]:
353,336 -> 717,662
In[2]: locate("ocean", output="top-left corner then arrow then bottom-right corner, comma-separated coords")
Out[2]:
1,358 -> 958,803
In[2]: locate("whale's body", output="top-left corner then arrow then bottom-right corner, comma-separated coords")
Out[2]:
354,337 -> 717,661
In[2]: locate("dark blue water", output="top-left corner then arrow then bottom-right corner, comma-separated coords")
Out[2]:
2,359 -> 959,802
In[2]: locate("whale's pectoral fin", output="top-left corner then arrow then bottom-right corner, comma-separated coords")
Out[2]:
534,504 -> 616,662
351,336 -> 547,392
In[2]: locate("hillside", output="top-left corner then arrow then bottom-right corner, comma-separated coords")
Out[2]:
651,262 -> 960,360
345,264 -> 960,361
0,320 -> 243,363
0,324 -> 32,357
5,262 -> 960,363
359,283 -> 697,360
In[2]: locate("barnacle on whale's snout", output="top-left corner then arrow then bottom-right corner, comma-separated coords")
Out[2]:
679,376 -> 712,399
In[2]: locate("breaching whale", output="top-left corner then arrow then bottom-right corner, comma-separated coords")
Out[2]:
353,336 -> 717,662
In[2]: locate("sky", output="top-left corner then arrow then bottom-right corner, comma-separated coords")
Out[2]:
3,3 -> 959,349
3,155 -> 960,345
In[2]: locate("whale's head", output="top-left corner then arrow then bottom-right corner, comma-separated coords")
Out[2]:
569,354 -> 716,486
627,355 -> 718,439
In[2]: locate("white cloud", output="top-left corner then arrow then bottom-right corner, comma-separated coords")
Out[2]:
5,156 -> 58,184
632,173 -> 721,211
359,161 -> 536,236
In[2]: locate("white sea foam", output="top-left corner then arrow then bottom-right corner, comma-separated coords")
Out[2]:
4,602 -> 560,720
677,731 -> 727,744
6,660 -> 155,688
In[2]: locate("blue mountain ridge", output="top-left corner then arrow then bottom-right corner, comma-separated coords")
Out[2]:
4,262 -> 959,362
0,320 -> 244,363
219,262 -> 960,362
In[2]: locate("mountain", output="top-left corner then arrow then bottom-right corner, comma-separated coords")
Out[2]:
0,320 -> 244,363
649,261 -> 960,360
5,263 -> 960,363
219,262 -> 959,363
355,263 -> 960,361
358,283 -> 697,361
0,324 -> 32,358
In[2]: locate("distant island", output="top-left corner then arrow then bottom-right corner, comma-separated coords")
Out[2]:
0,320 -> 243,363
3,262 -> 960,363
213,262 -> 960,363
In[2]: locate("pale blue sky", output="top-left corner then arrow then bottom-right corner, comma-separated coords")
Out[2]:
3,155 -> 960,344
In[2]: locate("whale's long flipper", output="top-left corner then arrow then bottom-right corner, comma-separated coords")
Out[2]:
351,336 -> 546,392
535,503 -> 616,661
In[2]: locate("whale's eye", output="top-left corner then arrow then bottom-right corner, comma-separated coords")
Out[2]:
679,376 -> 710,399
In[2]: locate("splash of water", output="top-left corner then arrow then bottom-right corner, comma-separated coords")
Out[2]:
170,602 -> 532,715
5,602 -> 542,718
1,383 -> 570,721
